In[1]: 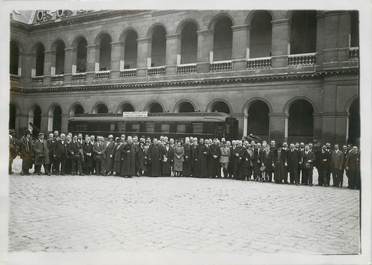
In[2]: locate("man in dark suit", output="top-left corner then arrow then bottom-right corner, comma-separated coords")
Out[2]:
209,138 -> 221,178
287,143 -> 300,184
52,133 -> 67,175
93,136 -> 106,175
273,144 -> 287,184
302,145 -> 315,186
19,129 -> 33,175
191,138 -> 200,177
46,133 -> 55,175
345,146 -> 360,189
33,132 -> 50,175
104,135 -> 115,175
9,129 -> 18,175
318,145 -> 331,186
231,140 -> 242,179
331,144 -> 344,187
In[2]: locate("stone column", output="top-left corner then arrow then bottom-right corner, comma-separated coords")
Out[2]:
40,113 -> 49,133
321,112 -> 348,144
43,50 -> 53,85
315,12 -> 325,68
271,18 -> 290,68
269,112 -> 287,142
137,37 -> 150,77
242,112 -> 248,137
61,113 -> 69,133
321,12 -> 339,67
20,52 -> 33,82
336,11 -> 352,62
111,41 -> 123,79
197,29 -> 212,73
232,24 -> 248,71
166,34 -> 179,75
64,47 -> 73,83
166,34 -> 179,74
86,44 -> 97,81
313,112 -> 322,141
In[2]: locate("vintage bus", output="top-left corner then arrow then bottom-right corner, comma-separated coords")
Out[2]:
68,112 -> 238,140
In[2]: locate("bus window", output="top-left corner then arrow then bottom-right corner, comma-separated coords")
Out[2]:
161,124 -> 170,133
140,122 -> 146,133
177,124 -> 186,133
170,123 -> 177,133
110,123 -> 116,131
192,123 -> 203,134
132,123 -> 140,132
75,123 -> 88,132
146,122 -> 155,133
154,123 -> 162,133
203,122 -> 213,134
118,122 -> 126,132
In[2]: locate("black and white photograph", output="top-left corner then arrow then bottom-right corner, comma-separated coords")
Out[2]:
1,1 -> 372,264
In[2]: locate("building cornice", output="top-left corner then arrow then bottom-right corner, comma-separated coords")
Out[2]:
11,10 -> 149,31
11,67 -> 359,95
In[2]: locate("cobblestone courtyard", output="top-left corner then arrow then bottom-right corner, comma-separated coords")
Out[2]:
9,160 -> 360,254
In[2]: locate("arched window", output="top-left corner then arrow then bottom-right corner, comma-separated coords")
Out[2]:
97,33 -> 112,71
70,104 -> 84,116
150,25 -> 167,67
211,101 -> 230,114
54,40 -> 65,74
10,40 -> 20,75
148,102 -> 163,113
9,103 -> 17,130
94,103 -> 109,114
178,101 -> 195,113
75,37 -> 87,73
348,98 -> 360,144
124,30 -> 138,69
118,103 -> 135,113
35,43 -> 45,76
247,100 -> 270,137
213,16 -> 233,61
288,99 -> 314,140
180,22 -> 198,64
249,11 -> 272,58
290,11 -> 317,54
350,11 -> 359,47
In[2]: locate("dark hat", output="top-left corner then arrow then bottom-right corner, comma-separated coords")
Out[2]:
24,129 -> 31,135
38,132 -> 44,136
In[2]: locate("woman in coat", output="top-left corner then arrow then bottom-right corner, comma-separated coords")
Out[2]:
173,141 -> 184,177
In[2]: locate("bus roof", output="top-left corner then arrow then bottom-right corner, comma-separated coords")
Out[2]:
68,112 -> 230,123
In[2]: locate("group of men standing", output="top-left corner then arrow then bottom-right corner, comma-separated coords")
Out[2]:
9,129 -> 361,190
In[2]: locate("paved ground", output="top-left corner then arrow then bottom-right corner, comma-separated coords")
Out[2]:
9,158 -> 360,254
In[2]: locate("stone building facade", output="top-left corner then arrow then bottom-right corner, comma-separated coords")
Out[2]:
9,10 -> 360,143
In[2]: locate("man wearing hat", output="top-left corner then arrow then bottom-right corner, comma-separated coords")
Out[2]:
104,134 -> 115,175
33,132 -> 50,175
19,129 -> 33,175
9,129 -> 18,174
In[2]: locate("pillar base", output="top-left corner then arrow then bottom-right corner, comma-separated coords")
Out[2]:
197,62 -> 209,73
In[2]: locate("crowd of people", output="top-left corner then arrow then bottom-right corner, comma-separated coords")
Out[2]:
9,129 -> 361,190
